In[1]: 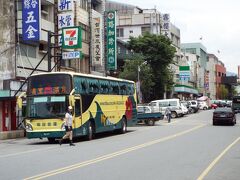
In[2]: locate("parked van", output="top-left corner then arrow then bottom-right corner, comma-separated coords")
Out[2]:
149,99 -> 183,118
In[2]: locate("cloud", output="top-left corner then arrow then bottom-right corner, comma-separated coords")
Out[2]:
113,0 -> 240,73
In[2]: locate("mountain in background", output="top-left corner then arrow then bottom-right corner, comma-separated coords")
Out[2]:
226,71 -> 237,77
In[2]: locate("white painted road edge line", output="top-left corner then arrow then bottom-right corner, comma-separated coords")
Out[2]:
197,136 -> 240,180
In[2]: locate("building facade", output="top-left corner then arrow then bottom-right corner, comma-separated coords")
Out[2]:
106,1 -> 184,99
181,43 -> 208,96
215,60 -> 226,99
173,52 -> 199,100
0,0 -> 106,139
207,54 -> 218,100
0,0 -> 19,139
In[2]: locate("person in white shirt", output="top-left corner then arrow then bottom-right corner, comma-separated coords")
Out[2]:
59,106 -> 75,146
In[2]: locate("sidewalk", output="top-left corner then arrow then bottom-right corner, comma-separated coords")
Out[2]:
0,130 -> 25,140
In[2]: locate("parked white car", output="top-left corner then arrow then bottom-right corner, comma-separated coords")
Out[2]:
137,105 -> 152,113
149,99 -> 183,118
181,103 -> 189,114
198,101 -> 208,110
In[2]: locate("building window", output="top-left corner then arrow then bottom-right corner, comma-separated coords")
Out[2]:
41,4 -> 53,22
129,30 -> 133,34
80,0 -> 88,11
18,43 -> 36,58
79,23 -> 89,42
39,43 -> 47,53
186,48 -> 196,54
117,28 -> 124,37
141,26 -> 150,34
16,1 -> 22,10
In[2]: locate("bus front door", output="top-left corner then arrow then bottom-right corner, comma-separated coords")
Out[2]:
74,97 -> 82,129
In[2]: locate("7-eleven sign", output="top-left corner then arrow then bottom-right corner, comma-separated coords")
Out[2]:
62,26 -> 82,49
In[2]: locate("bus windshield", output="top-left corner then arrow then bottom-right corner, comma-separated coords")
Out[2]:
27,74 -> 72,96
26,96 -> 67,119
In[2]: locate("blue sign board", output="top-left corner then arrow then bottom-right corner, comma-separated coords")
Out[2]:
179,71 -> 190,81
22,0 -> 40,41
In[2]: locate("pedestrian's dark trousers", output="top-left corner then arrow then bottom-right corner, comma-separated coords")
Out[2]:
167,114 -> 171,122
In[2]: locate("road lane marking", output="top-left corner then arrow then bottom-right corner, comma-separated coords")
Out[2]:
197,136 -> 240,180
0,126 -> 157,158
0,147 -> 56,158
24,124 -> 206,180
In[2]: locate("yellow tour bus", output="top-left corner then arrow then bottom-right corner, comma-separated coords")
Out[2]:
21,72 -> 137,142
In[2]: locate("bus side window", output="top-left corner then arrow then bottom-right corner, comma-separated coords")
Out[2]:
121,84 -> 127,95
127,84 -> 132,95
114,86 -> 118,94
94,82 -> 100,94
81,81 -> 88,94
130,84 -> 134,95
112,84 -> 119,95
75,99 -> 81,117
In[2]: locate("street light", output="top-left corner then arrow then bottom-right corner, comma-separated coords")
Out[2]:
137,61 -> 147,104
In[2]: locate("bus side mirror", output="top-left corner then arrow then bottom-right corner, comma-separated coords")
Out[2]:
17,98 -> 23,109
17,92 -> 26,110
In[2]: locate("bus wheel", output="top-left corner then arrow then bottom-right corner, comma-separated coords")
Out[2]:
48,138 -> 56,143
120,118 -> 127,134
87,121 -> 94,141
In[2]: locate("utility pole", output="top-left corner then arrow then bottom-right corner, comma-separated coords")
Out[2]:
47,31 -> 62,72
137,61 -> 147,103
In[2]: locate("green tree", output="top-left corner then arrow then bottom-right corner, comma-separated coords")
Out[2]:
119,54 -> 155,102
219,85 -> 228,99
128,32 -> 176,99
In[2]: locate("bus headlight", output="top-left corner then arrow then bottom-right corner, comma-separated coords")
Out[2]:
26,124 -> 33,131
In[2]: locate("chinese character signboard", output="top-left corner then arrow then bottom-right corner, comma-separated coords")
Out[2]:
179,66 -> 190,81
162,13 -> 170,38
62,51 -> 81,59
162,14 -> 170,22
62,26 -> 82,49
58,0 -> 73,11
204,71 -> 209,90
106,11 -> 117,70
22,0 -> 40,41
92,10 -> 103,66
58,13 -> 74,29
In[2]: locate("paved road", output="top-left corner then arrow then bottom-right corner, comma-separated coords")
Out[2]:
0,110 -> 239,180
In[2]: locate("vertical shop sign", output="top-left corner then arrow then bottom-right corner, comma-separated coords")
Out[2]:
204,71 -> 209,90
22,0 -> 40,41
92,10 -> 103,65
106,11 -> 117,70
162,13 -> 170,38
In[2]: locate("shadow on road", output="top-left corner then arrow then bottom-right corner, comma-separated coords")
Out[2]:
27,130 -> 136,145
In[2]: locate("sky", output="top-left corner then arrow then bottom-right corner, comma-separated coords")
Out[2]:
113,0 -> 240,74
